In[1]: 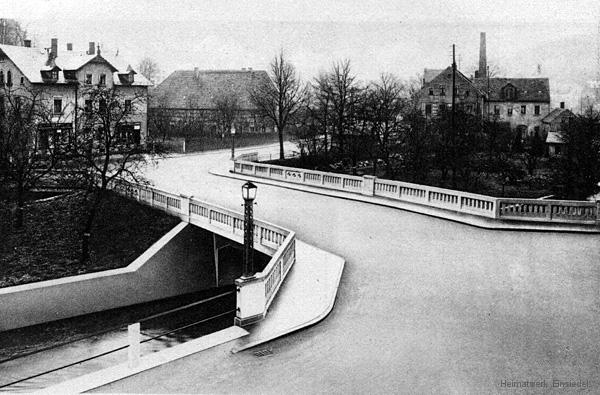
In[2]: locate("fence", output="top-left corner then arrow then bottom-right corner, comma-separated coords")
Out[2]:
232,156 -> 600,227
111,180 -> 297,326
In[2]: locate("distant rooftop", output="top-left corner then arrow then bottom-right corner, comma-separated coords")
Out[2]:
150,69 -> 270,110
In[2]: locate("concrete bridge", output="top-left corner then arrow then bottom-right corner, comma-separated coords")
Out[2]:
65,144 -> 600,393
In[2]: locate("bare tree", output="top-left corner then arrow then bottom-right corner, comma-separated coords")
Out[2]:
250,50 -> 305,159
213,93 -> 239,137
327,60 -> 360,155
363,73 -> 407,176
66,85 -> 148,262
0,85 -> 64,228
137,57 -> 160,85
0,19 -> 27,46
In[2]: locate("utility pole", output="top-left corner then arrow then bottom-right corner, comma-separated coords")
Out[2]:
451,44 -> 456,128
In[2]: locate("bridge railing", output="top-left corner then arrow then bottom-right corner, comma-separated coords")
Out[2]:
111,179 -> 297,326
232,156 -> 600,227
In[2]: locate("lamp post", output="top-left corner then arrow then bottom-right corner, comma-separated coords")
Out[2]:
241,181 -> 257,278
230,123 -> 236,159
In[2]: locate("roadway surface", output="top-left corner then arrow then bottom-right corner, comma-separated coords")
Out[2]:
96,143 -> 600,394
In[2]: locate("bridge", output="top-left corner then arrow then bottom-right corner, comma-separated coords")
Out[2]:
58,144 -> 600,393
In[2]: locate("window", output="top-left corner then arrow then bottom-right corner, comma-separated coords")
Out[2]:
521,105 -> 526,114
534,105 -> 540,115
51,70 -> 58,80
99,99 -> 107,113
440,87 -> 445,96
53,98 -> 62,114
7,70 -> 12,86
428,88 -> 434,96
64,71 -> 76,80
425,104 -> 432,115
124,99 -> 132,113
20,77 -> 24,85
99,74 -> 106,86
85,74 -> 92,85
505,86 -> 516,100
439,104 -> 446,112
494,105 -> 500,115
507,107 -> 513,116
464,90 -> 470,97
0,71 -> 4,85
534,126 -> 540,134
84,100 -> 92,113
127,73 -> 134,84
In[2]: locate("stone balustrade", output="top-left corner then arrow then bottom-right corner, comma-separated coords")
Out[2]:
111,179 -> 297,326
232,156 -> 599,227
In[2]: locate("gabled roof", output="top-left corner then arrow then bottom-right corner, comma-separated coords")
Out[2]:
425,65 -> 487,96
0,43 -> 151,86
474,77 -> 550,102
423,68 -> 443,84
150,69 -> 270,110
541,108 -> 574,124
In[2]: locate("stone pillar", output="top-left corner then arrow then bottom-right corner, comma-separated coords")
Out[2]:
180,194 -> 191,222
362,175 -> 376,196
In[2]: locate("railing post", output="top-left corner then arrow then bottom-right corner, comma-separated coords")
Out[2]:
180,194 -> 191,222
361,175 -> 375,196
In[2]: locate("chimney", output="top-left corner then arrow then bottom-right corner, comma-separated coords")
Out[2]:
194,67 -> 199,78
478,32 -> 487,78
66,43 -> 73,51
560,102 -> 565,109
23,39 -> 31,48
88,42 -> 95,55
50,38 -> 58,59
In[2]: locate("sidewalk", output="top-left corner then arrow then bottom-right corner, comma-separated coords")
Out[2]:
231,240 -> 345,353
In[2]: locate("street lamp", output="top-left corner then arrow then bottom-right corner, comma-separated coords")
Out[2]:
241,181 -> 257,278
230,123 -> 236,159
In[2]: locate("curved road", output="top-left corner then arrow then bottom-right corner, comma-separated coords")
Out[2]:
97,144 -> 600,394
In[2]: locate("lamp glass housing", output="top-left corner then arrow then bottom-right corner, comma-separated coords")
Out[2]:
242,181 -> 257,201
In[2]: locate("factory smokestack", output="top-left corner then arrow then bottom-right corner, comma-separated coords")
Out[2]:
478,32 -> 487,78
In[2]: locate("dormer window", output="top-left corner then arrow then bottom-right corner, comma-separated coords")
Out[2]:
118,72 -> 135,85
503,85 -> 516,101
51,70 -> 58,80
63,70 -> 77,81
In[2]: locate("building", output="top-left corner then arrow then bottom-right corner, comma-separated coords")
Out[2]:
149,69 -> 274,136
419,66 -> 486,117
473,32 -> 550,136
420,32 -> 551,137
541,104 -> 575,156
0,39 -> 151,146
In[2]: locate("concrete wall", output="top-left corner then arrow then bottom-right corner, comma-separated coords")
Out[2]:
0,222 -> 216,331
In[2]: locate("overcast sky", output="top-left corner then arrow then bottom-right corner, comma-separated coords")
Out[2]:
2,0 -> 599,107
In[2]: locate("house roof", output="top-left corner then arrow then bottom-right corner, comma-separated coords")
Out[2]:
0,43 -> 151,86
473,77 -> 550,102
425,65 -> 487,96
546,131 -> 565,144
423,68 -> 443,83
541,108 -> 574,124
150,69 -> 270,110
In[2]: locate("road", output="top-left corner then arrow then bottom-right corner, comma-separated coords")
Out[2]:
97,143 -> 600,394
